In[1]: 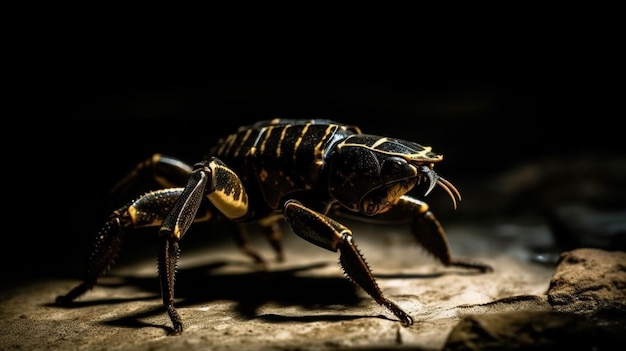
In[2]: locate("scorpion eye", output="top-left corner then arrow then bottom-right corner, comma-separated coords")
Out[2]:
382,156 -> 404,169
381,156 -> 413,179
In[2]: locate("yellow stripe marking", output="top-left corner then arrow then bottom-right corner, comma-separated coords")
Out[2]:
340,140 -> 440,162
371,137 -> 390,149
233,129 -> 253,158
313,125 -> 335,161
276,124 -> 291,157
128,205 -> 138,224
293,123 -> 310,160
259,126 -> 274,154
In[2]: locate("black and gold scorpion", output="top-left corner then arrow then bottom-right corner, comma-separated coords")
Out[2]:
56,118 -> 492,334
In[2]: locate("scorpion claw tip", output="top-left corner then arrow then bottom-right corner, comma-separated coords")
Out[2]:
420,166 -> 462,209
422,167 -> 438,197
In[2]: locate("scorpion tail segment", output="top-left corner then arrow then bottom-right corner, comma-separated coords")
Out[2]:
339,236 -> 414,326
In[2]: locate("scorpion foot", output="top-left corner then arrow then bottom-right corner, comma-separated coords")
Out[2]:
383,300 -> 414,327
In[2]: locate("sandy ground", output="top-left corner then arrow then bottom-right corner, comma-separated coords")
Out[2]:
0,219 -> 557,351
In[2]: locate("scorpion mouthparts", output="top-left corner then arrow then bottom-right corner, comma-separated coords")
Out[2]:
420,166 -> 462,209
437,177 -> 462,210
422,167 -> 439,197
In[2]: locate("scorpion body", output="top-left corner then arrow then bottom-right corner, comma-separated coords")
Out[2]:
56,118 -> 492,334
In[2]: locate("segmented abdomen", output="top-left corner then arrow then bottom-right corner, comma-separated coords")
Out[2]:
211,119 -> 354,208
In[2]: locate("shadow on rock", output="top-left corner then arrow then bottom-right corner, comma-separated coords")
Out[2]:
82,259 -> 369,331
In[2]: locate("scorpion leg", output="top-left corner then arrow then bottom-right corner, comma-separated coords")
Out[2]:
283,199 -> 414,326
55,209 -> 127,305
60,157 -> 248,334
233,215 -> 284,268
232,223 -> 268,267
158,236 -> 183,334
258,214 -> 285,262
56,188 -> 191,305
375,195 -> 492,272
155,163 -> 211,334
110,153 -> 193,205
156,157 -> 249,334
109,153 -> 265,263
414,210 -> 492,271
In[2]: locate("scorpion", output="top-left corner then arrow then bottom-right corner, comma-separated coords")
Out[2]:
56,118 -> 492,334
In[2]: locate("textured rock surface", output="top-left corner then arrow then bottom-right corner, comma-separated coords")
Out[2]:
443,248 -> 626,350
443,310 -> 625,351
547,248 -> 626,314
1,221 -> 554,351
4,223 -> 625,350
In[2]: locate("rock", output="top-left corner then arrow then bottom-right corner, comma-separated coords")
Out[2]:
547,248 -> 626,315
444,248 -> 626,350
443,311 -> 624,351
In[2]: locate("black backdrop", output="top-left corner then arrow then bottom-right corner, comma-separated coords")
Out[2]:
9,30 -> 623,285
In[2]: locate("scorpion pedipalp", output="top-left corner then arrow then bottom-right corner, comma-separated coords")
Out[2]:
420,166 -> 461,209
422,166 -> 439,197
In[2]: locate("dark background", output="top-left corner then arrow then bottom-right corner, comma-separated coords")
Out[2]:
8,22 -> 624,286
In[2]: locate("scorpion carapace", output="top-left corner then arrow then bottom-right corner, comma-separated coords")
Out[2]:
56,118 -> 492,334
327,133 -> 461,215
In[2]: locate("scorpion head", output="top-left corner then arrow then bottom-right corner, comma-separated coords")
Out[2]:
328,134 -> 461,216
